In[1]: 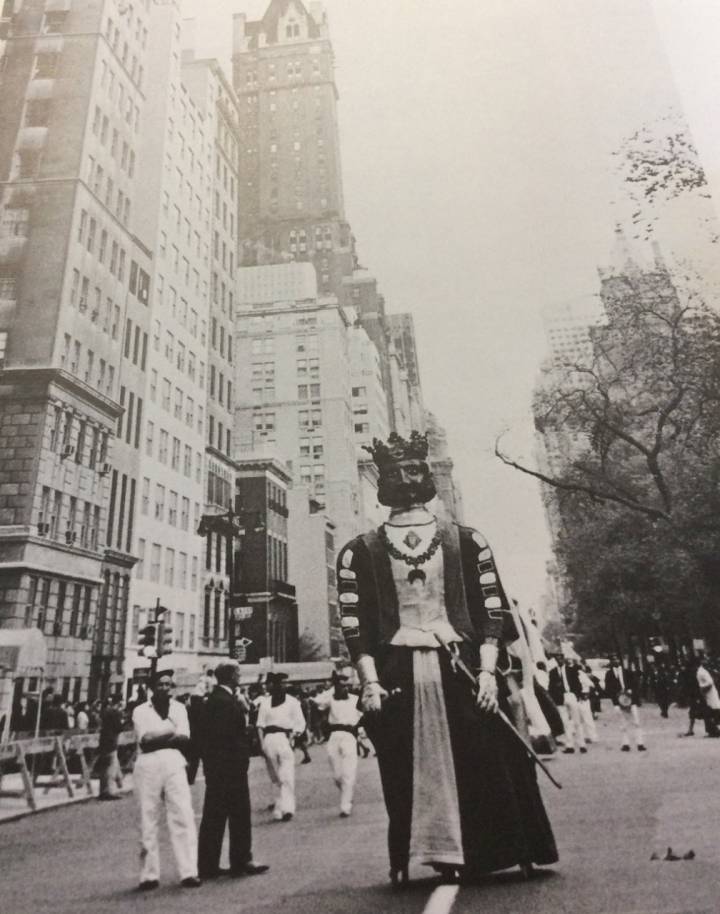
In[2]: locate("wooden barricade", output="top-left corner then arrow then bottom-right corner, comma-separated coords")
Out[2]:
0,737 -> 71,811
0,731 -> 138,812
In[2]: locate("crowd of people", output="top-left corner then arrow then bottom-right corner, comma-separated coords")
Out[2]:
8,430 -> 720,895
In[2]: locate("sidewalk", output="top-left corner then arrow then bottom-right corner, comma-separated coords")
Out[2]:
0,773 -> 134,823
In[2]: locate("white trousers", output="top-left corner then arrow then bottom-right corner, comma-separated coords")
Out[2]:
134,752 -> 198,883
615,704 -> 644,747
578,699 -> 599,742
263,733 -> 296,818
559,694 -> 586,749
326,731 -> 358,814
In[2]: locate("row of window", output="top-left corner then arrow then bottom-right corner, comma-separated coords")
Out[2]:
39,487 -> 101,551
61,333 -> 115,398
210,314 -> 233,362
207,414 -> 232,457
136,540 -> 199,592
156,276 -> 206,340
209,365 -> 232,409
48,406 -> 109,469
26,575 -> 94,640
106,470 -> 136,555
117,387 -> 143,450
143,428 -> 202,482
140,479 -> 201,531
149,370 -> 206,421
73,207 -> 137,286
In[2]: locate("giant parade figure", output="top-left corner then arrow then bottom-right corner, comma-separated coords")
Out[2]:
336,431 -> 558,885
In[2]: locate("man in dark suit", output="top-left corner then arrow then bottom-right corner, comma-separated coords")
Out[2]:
548,655 -> 586,753
197,661 -> 269,880
604,656 -> 646,752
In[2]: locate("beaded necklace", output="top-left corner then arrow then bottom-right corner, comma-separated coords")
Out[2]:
380,524 -> 442,568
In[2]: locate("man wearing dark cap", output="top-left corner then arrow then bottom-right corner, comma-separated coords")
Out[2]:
197,661 -> 269,879
131,669 -> 200,890
337,432 -> 558,885
256,672 -> 306,821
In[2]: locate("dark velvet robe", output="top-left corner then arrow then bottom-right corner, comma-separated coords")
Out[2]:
337,521 -> 558,875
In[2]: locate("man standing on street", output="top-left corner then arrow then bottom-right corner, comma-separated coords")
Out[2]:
605,656 -> 646,752
695,656 -> 720,737
132,669 -> 200,891
256,672 -> 307,822
311,670 -> 363,817
97,694 -> 125,800
548,654 -> 587,753
197,661 -> 269,879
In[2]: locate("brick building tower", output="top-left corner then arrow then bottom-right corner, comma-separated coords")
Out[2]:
232,0 -> 356,297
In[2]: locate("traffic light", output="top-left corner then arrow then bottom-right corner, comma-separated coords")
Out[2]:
158,619 -> 174,657
139,624 -> 157,658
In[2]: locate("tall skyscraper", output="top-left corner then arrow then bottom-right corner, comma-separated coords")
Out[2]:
0,0 -> 152,700
234,261 -> 360,549
232,0 -> 356,296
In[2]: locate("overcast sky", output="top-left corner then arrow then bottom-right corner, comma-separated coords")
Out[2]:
182,0 -> 720,610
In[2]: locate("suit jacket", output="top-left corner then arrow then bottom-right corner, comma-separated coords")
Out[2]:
605,666 -> 642,705
548,664 -> 583,705
199,686 -> 250,780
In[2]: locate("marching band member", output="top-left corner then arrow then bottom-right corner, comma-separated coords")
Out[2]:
311,670 -> 363,817
256,673 -> 307,821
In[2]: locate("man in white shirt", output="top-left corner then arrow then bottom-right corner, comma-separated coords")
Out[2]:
132,669 -> 200,890
696,657 -> 720,736
255,672 -> 306,821
311,670 -> 363,817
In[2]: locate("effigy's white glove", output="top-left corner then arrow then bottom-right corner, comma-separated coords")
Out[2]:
361,681 -> 388,713
477,642 -> 499,713
476,671 -> 498,713
357,654 -> 388,713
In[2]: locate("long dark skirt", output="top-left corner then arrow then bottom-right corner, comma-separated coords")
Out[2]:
362,644 -> 559,875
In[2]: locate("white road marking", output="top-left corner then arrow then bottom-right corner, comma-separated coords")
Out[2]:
421,884 -> 459,914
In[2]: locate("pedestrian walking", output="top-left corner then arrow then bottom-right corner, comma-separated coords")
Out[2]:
131,669 -> 200,890
197,661 -> 269,880
577,663 -> 599,743
97,694 -> 125,800
256,672 -> 306,822
311,670 -> 363,817
337,431 -> 558,884
605,656 -> 646,752
695,656 -> 720,737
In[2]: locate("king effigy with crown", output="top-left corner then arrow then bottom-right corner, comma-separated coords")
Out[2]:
336,432 -> 558,885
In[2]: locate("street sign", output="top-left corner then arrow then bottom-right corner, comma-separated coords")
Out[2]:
232,606 -> 253,621
132,668 -> 150,683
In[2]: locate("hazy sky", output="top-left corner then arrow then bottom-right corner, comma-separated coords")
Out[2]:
182,0 -> 720,608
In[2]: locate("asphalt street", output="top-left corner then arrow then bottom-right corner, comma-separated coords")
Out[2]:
2,705 -> 720,914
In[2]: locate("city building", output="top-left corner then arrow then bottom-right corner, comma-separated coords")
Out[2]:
121,0 -> 214,687
234,261 -> 361,548
387,312 -> 426,433
0,0 -> 153,701
287,486 -> 342,660
232,0 -> 357,296
348,321 -> 390,457
425,411 -> 464,523
233,457 -> 297,664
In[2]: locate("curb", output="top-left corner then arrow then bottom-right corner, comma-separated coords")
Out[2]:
0,788 -> 134,825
